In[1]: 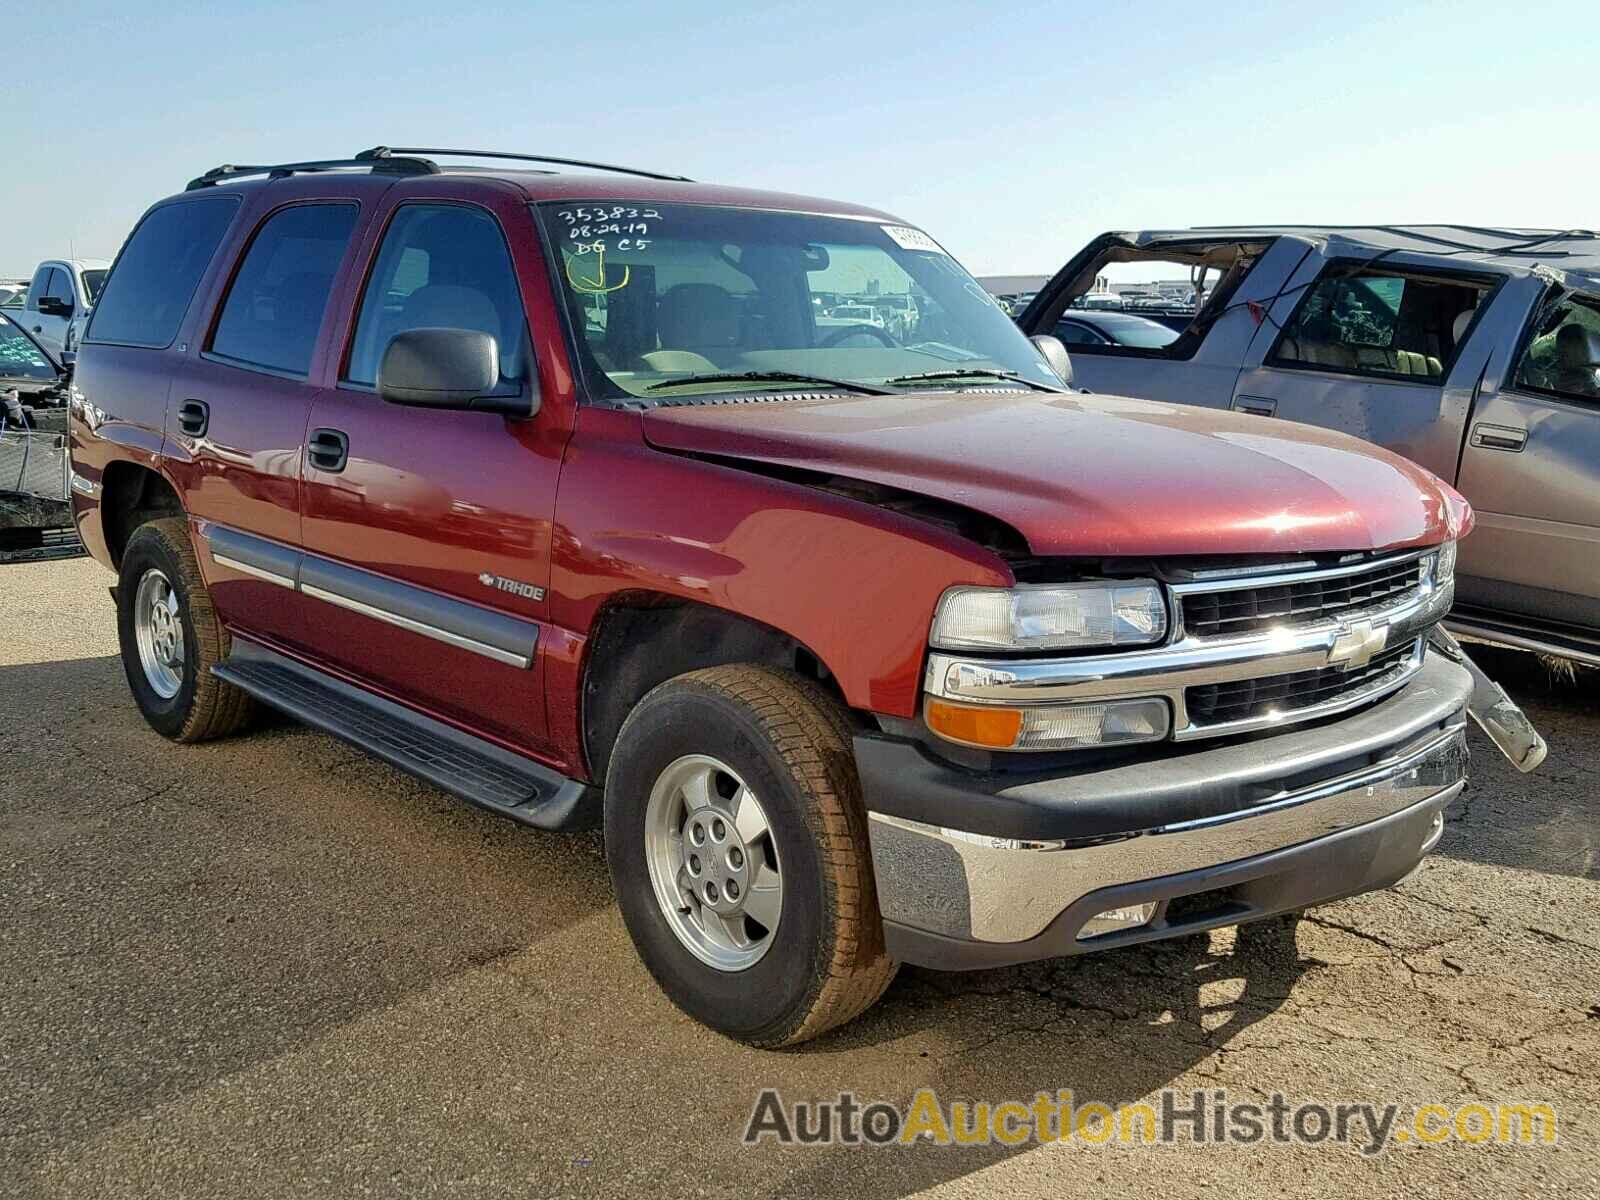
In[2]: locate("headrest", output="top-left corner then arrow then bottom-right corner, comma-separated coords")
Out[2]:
1556,323 -> 1600,368
657,283 -> 740,349
1451,309 -> 1474,345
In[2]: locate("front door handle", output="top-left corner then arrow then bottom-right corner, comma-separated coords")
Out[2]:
1234,395 -> 1278,418
308,428 -> 350,473
177,399 -> 209,437
32,324 -> 42,334
1470,423 -> 1527,452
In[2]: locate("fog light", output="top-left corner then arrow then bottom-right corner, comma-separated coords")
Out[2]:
1079,902 -> 1158,940
925,696 -> 1169,751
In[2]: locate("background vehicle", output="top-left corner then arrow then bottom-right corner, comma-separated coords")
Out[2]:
1020,226 -> 1600,666
0,309 -> 65,398
1052,310 -> 1179,350
73,152 -> 1516,1049
1073,292 -> 1125,310
0,279 -> 29,307
1,310 -> 73,547
19,257 -> 109,357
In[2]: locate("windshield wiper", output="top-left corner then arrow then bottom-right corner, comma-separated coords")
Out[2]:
883,368 -> 1064,393
646,370 -> 893,396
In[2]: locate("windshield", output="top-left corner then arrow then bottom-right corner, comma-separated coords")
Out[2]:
82,269 -> 108,303
0,313 -> 57,381
536,202 -> 1060,401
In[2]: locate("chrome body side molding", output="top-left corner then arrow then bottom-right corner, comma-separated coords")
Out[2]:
198,522 -> 538,669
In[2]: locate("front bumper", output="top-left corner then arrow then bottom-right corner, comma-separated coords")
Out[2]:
858,655 -> 1473,970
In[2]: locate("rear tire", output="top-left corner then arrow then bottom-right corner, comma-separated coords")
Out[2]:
116,517 -> 257,742
604,664 -> 897,1048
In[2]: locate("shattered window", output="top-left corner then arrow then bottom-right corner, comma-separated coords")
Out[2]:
0,314 -> 56,380
1514,293 -> 1600,402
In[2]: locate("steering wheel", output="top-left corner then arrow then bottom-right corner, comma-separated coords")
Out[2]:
818,324 -> 898,348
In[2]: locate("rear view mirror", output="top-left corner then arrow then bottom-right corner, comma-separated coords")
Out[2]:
377,327 -> 536,417
1030,334 -> 1074,386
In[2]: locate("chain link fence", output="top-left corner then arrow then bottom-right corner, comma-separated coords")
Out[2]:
0,430 -> 71,501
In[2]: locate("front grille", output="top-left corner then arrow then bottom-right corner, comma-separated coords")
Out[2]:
1181,555 -> 1425,639
1186,638 -> 1419,728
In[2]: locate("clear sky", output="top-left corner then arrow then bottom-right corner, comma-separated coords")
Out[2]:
6,0 -> 1596,280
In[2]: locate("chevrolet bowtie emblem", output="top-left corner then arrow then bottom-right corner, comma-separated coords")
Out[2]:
1328,618 -> 1388,670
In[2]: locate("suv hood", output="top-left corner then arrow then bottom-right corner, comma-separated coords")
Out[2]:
641,391 -> 1467,559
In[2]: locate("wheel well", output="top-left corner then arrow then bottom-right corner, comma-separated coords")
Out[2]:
581,595 -> 848,782
101,463 -> 183,570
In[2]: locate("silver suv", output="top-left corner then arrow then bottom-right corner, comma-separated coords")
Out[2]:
1019,226 -> 1600,667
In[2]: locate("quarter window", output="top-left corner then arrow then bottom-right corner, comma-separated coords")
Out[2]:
208,204 -> 359,376
1512,293 -> 1600,403
344,204 -> 529,391
88,197 -> 240,348
1269,268 -> 1490,382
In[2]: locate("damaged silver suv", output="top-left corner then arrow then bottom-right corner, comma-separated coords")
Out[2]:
1019,226 -> 1600,669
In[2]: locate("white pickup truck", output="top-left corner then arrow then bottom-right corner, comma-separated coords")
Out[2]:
18,257 -> 109,358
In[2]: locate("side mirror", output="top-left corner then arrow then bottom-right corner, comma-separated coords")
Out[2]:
377,327 -> 536,417
37,296 -> 73,318
1030,334 -> 1074,386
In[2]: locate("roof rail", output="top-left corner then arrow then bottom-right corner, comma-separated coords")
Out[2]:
185,155 -> 440,191
356,146 -> 691,183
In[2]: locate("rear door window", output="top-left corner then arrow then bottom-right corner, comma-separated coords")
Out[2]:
1511,292 -> 1600,404
1269,267 -> 1491,382
88,196 -> 241,348
208,203 -> 359,377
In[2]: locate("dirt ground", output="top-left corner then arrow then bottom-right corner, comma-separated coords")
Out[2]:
3,555 -> 1596,1198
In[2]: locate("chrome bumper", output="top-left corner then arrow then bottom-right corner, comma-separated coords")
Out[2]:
925,559 -> 1454,741
867,721 -> 1468,950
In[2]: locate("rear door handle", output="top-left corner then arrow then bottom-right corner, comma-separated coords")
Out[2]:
1470,423 -> 1527,452
177,399 -> 209,437
1234,395 -> 1278,418
308,428 -> 349,473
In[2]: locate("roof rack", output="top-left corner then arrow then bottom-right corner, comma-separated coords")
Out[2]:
356,146 -> 691,183
186,155 -> 440,191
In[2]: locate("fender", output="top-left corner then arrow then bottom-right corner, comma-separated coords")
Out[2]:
549,406 -> 1014,724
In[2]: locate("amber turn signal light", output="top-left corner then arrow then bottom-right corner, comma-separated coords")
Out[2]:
924,699 -> 1025,749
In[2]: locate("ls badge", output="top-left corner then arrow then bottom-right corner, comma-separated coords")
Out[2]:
479,572 -> 545,602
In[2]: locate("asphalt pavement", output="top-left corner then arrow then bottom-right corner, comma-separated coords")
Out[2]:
2,556 -> 1596,1197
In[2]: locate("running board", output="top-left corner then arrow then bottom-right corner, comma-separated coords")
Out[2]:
1446,614 -> 1600,669
213,640 -> 599,830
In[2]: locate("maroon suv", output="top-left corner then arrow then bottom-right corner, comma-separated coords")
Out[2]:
70,148 -> 1525,1046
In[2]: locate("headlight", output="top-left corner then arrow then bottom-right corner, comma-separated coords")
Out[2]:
930,582 -> 1168,652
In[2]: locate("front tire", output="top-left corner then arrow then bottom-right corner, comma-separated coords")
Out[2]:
604,665 -> 897,1048
116,517 -> 256,742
